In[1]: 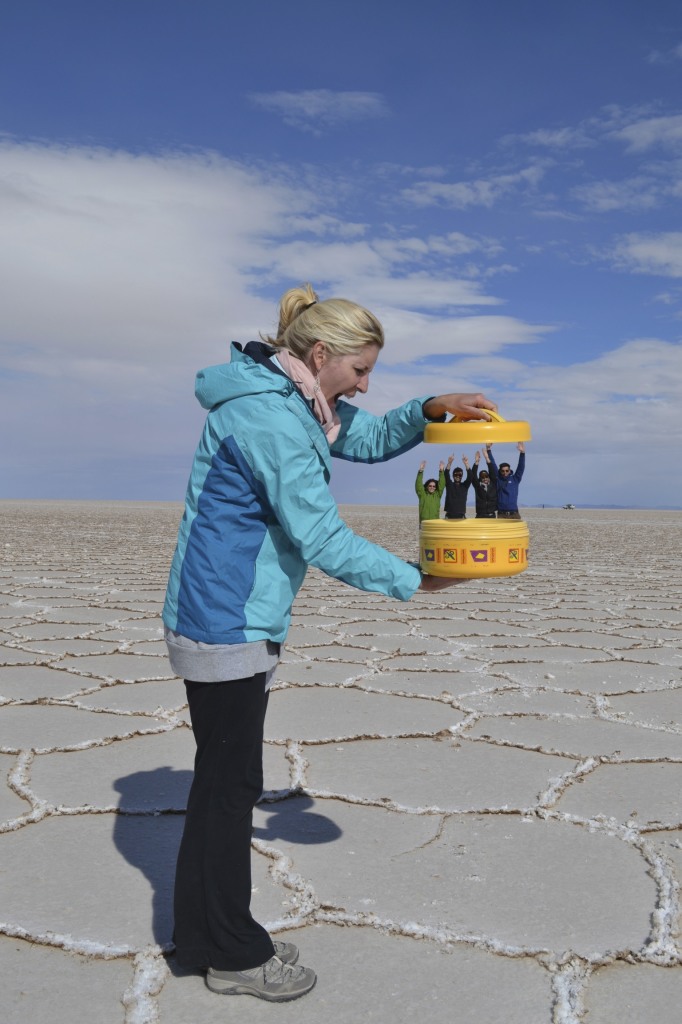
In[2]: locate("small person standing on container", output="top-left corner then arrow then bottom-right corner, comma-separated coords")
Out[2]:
415,461 -> 446,521
444,454 -> 473,519
471,449 -> 498,518
488,441 -> 525,519
163,282 -> 496,1003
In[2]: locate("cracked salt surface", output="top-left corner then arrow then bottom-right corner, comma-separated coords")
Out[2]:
0,502 -> 680,1024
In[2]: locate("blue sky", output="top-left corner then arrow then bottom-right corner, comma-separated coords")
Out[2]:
1,0 -> 681,508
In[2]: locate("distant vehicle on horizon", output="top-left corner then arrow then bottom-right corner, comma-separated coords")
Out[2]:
562,503 -> 576,510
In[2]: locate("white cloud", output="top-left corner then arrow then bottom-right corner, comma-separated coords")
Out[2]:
373,311 -> 552,366
248,90 -> 389,133
610,232 -> 682,278
365,337 -> 680,415
646,43 -> 682,65
520,338 -> 681,399
505,126 -> 595,149
401,164 -> 548,209
0,140 -> 306,375
610,113 -> 682,151
372,231 -> 501,262
570,176 -> 660,212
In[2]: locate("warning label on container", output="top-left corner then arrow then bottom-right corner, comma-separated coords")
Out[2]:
509,549 -> 519,562
424,548 -> 435,561
470,549 -> 488,562
444,549 -> 457,562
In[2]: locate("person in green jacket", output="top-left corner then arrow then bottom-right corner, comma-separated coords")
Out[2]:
415,461 -> 446,521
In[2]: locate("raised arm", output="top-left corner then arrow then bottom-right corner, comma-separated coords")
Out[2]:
487,446 -> 498,480
514,444 -> 526,482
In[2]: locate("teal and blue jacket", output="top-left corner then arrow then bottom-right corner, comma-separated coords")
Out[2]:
162,342 -> 429,646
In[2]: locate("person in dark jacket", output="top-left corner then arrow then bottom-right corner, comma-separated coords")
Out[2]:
444,454 -> 473,518
471,449 -> 498,517
488,442 -> 525,519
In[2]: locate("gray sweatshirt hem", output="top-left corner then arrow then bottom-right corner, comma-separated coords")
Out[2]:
164,628 -> 280,687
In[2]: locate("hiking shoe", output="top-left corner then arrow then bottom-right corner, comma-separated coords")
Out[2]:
206,955 -> 316,1001
272,940 -> 299,965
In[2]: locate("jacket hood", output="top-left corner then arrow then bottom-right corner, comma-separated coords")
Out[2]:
195,342 -> 291,410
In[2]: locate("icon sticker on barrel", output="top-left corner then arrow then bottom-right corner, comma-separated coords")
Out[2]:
444,549 -> 457,562
470,549 -> 488,562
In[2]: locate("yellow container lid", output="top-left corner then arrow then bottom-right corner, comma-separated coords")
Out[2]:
424,409 -> 532,444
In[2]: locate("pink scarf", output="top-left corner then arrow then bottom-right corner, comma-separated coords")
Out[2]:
275,351 -> 341,444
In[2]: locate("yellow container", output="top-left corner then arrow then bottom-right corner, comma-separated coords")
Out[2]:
420,518 -> 529,578
424,409 -> 532,445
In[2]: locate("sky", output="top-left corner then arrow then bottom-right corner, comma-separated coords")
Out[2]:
1,0 -> 682,509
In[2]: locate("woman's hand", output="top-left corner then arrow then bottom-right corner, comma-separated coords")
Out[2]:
423,393 -> 497,421
419,573 -> 469,592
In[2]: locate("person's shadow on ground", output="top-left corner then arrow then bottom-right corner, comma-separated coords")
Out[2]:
112,768 -> 342,949
253,794 -> 343,845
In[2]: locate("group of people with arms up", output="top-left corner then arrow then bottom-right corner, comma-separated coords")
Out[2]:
416,442 -> 525,522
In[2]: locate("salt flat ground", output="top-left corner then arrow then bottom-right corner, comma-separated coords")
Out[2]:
0,501 -> 680,1024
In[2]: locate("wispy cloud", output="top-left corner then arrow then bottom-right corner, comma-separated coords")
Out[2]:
504,126 -> 595,149
503,105 -> 682,157
373,312 -> 551,366
501,107 -> 647,151
646,42 -> 682,65
401,163 -> 548,209
571,176 -> 660,212
248,89 -> 389,134
609,113 -> 682,151
610,232 -> 682,277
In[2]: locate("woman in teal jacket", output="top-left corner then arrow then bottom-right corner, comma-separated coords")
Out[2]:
164,283 -> 496,1001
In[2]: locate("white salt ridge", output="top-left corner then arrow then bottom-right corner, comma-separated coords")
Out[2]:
122,950 -> 170,1024
550,958 -> 591,1024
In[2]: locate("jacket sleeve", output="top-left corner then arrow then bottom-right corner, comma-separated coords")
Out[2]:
415,470 -> 425,497
436,469 -> 446,497
488,453 -> 498,482
239,414 -> 422,601
514,452 -> 525,482
331,398 -> 428,463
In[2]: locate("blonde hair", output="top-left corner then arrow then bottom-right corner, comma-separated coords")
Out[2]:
264,283 -> 384,358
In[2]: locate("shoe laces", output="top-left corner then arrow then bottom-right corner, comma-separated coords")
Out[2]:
263,956 -> 304,983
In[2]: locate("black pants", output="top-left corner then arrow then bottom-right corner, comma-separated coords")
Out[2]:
173,674 -> 275,971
